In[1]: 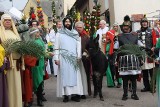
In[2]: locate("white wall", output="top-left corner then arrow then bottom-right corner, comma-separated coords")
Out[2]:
105,0 -> 109,10
112,0 -> 160,25
63,0 -> 76,16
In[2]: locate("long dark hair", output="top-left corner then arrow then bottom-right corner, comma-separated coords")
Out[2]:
63,17 -> 73,30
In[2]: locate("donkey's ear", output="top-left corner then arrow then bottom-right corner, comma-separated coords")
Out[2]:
94,34 -> 99,43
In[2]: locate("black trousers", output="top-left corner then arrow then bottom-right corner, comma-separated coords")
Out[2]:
122,75 -> 137,96
36,82 -> 43,100
142,69 -> 153,89
108,53 -> 121,85
49,58 -> 54,74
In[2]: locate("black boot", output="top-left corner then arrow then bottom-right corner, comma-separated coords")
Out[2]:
131,94 -> 139,100
63,95 -> 69,102
42,95 -> 47,101
71,95 -> 80,102
37,99 -> 44,106
122,94 -> 128,101
81,95 -> 86,99
131,76 -> 139,100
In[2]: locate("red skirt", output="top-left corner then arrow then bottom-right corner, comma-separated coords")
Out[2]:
22,68 -> 33,102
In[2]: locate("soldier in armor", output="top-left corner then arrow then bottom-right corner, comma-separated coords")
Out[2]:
115,15 -> 141,101
137,16 -> 156,92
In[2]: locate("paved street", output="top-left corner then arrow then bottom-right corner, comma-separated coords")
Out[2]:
32,76 -> 157,107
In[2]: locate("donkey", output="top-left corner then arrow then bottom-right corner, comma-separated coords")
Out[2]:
86,34 -> 108,101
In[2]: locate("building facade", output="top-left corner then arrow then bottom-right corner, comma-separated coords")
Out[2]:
23,0 -> 49,27
55,0 -> 76,19
108,0 -> 160,31
0,0 -> 49,28
72,0 -> 109,21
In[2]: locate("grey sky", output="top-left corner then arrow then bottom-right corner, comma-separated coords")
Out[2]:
0,0 -> 28,10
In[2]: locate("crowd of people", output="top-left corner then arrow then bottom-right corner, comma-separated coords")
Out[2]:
1,12 -> 160,107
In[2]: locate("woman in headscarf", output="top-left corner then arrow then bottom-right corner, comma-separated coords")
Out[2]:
17,20 -> 35,107
29,27 -> 47,106
0,38 -> 9,107
111,23 -> 122,88
105,30 -> 115,87
0,14 -> 23,107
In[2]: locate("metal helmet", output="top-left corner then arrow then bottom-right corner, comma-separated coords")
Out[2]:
122,15 -> 131,27
141,14 -> 148,23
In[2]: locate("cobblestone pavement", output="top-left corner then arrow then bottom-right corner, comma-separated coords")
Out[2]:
32,76 -> 157,107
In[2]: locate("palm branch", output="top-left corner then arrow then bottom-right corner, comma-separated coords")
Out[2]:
2,39 -> 79,70
116,44 -> 146,57
59,49 -> 79,71
2,39 -> 45,58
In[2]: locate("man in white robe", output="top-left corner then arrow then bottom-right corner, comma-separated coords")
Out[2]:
46,21 -> 62,76
54,17 -> 84,102
96,20 -> 109,49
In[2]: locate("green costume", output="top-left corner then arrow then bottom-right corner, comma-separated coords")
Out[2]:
155,38 -> 160,107
32,38 -> 45,92
105,43 -> 114,87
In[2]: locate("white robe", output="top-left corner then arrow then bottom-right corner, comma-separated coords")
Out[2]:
46,30 -> 58,76
96,26 -> 109,48
54,32 -> 84,97
138,40 -> 155,70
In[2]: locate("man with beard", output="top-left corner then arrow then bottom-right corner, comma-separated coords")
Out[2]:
115,15 -> 141,101
54,17 -> 84,102
137,16 -> 157,92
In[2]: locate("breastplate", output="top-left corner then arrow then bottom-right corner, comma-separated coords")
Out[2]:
138,30 -> 153,49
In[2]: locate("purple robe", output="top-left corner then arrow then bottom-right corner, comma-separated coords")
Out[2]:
0,64 -> 9,107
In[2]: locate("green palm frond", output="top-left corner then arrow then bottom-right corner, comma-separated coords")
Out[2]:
2,39 -> 45,58
117,44 -> 145,57
60,50 -> 79,71
2,39 -> 18,54
2,39 -> 79,70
